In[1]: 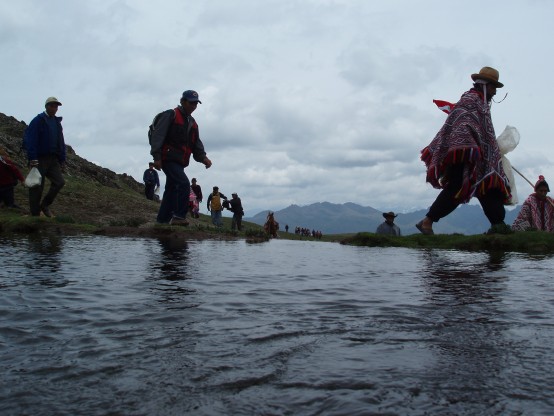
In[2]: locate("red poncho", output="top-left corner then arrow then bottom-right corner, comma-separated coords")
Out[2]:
421,89 -> 511,204
512,194 -> 554,232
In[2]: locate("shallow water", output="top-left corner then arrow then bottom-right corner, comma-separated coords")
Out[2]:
1,234 -> 554,415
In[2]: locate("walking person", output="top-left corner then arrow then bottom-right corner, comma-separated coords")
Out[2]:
23,96 -> 67,217
143,162 -> 160,200
228,192 -> 244,231
376,212 -> 401,236
149,90 -> 212,225
207,186 -> 227,227
190,177 -> 203,218
417,67 -> 511,235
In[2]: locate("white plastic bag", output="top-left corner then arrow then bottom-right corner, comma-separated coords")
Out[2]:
24,167 -> 42,188
495,126 -> 520,205
501,156 -> 518,205
496,125 -> 520,155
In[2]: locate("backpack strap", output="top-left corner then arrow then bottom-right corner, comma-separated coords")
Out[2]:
173,107 -> 184,125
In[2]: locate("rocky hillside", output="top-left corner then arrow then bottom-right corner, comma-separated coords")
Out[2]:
0,112 -> 159,226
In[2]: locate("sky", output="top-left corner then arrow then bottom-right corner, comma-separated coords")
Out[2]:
1,0 -> 552,215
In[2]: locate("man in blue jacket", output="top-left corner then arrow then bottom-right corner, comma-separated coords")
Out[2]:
24,97 -> 66,217
143,162 -> 160,200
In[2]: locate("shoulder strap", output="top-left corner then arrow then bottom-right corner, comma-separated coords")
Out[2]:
173,107 -> 184,125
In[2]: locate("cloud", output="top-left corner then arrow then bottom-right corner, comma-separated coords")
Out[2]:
1,0 -> 553,216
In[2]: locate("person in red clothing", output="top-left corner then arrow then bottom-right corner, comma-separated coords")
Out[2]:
190,177 -> 203,218
512,176 -> 554,232
417,67 -> 511,235
0,147 -> 25,208
149,90 -> 212,225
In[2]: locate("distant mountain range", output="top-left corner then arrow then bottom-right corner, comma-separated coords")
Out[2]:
245,202 -> 521,235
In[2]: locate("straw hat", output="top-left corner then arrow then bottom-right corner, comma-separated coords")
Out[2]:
471,67 -> 503,88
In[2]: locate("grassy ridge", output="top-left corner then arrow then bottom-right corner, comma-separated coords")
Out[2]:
341,231 -> 554,254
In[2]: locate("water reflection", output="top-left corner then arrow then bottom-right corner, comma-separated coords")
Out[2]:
1,237 -> 553,414
419,249 -> 511,411
24,234 -> 68,288
147,237 -> 197,307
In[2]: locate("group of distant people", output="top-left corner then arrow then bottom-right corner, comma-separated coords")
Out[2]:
141,167 -> 245,231
207,186 -> 244,231
293,226 -> 323,239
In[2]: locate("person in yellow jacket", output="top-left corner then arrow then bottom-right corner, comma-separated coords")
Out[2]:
207,186 -> 227,227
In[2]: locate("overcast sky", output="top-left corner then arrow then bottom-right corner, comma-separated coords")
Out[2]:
1,0 -> 551,215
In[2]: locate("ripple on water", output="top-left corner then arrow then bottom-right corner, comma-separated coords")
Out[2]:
1,237 -> 554,414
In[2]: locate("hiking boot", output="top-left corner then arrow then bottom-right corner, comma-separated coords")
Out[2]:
40,205 -> 53,218
169,216 -> 189,227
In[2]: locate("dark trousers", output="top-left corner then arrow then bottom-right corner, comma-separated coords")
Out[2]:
145,183 -> 155,200
29,155 -> 65,216
157,161 -> 189,223
0,186 -> 16,207
232,214 -> 242,231
427,164 -> 505,225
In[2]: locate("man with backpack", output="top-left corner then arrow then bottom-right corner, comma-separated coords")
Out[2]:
207,186 -> 227,227
149,90 -> 212,225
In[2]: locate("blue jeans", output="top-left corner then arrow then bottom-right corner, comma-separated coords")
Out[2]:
211,209 -> 223,226
157,161 -> 190,223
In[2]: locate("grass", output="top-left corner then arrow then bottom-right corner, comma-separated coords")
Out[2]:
341,231 -> 554,254
8,172 -> 554,253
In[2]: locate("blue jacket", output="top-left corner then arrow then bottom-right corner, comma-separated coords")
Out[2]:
24,112 -> 66,163
143,168 -> 160,186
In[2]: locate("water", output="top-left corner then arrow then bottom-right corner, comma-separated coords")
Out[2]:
1,234 -> 554,415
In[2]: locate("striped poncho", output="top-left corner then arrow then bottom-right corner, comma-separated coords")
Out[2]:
511,194 -> 554,232
421,89 -> 511,204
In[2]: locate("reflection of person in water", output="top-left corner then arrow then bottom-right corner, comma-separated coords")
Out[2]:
25,234 -> 67,287
149,237 -> 196,305
155,237 -> 190,281
418,249 -> 508,406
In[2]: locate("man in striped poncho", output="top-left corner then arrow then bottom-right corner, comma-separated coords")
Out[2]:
416,67 -> 511,235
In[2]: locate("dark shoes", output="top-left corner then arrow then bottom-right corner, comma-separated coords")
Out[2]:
40,205 -> 53,218
416,220 -> 434,235
169,216 -> 189,227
